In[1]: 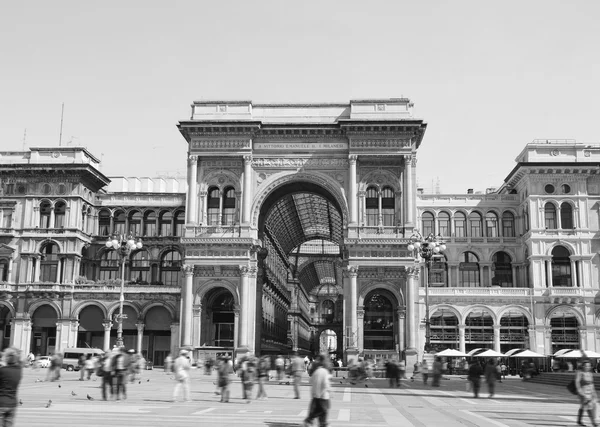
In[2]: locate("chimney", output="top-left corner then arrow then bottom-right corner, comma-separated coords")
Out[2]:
467,189 -> 474,194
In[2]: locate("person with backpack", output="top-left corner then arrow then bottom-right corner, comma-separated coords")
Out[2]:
575,359 -> 598,427
112,348 -> 130,400
101,350 -> 114,400
242,358 -> 256,403
256,357 -> 269,400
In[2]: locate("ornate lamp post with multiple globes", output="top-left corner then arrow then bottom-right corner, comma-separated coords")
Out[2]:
105,234 -> 143,348
407,231 -> 446,353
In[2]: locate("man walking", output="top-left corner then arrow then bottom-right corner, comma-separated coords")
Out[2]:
172,349 -> 191,402
291,352 -> 305,399
303,354 -> 331,427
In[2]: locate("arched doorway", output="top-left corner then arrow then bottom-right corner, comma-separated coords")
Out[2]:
429,308 -> 459,350
464,308 -> 494,352
319,329 -> 337,358
202,288 -> 235,349
77,305 -> 105,349
500,309 -> 529,353
31,305 -> 58,355
550,309 -> 580,353
363,290 -> 398,358
143,306 -> 172,366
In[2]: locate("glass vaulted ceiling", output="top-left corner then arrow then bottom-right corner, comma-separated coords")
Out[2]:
264,192 -> 343,295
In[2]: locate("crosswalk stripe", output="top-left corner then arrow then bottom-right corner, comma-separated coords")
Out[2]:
460,398 -> 476,405
297,409 -> 307,417
192,407 -> 215,414
337,408 -> 350,421
367,388 -> 391,405
343,387 -> 352,402
379,407 -> 414,426
461,410 -> 511,427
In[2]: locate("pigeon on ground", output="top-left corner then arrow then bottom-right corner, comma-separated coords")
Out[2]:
58,384 -> 61,388
340,381 -> 343,384
45,400 -> 52,408
146,379 -> 150,382
71,391 -> 77,396
342,377 -> 346,380
19,399 -> 23,405
138,380 -> 141,384
285,382 -> 290,385
212,382 -> 216,385
87,394 -> 94,401
365,385 -> 369,388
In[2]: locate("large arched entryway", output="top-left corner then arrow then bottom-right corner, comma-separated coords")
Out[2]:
31,305 -> 58,355
77,305 -> 105,348
549,309 -> 580,353
362,290 -> 399,358
256,180 -> 345,356
143,306 -> 172,366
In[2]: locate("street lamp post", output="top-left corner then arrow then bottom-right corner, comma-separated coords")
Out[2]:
407,231 -> 446,353
105,234 -> 143,348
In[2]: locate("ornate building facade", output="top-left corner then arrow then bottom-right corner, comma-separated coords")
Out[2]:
1,100 -> 599,368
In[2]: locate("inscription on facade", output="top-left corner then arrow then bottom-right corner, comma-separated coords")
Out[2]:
254,141 -> 348,150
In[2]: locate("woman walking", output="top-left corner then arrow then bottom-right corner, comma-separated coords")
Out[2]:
484,359 -> 497,398
256,357 -> 269,400
575,359 -> 598,427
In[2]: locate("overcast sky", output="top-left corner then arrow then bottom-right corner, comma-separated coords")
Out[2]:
1,1 -> 598,193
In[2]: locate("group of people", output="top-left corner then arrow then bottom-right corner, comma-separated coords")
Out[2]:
466,358 -> 501,398
98,347 -> 145,401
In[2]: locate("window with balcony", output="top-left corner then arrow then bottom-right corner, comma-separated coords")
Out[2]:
113,210 -> 126,235
129,250 -> 150,284
492,251 -> 512,287
469,212 -> 482,237
159,211 -> 172,236
429,255 -> 447,287
422,211 -> 434,236
54,202 -> 66,228
551,245 -> 571,287
0,259 -> 8,281
128,211 -> 142,236
207,187 -> 220,226
545,203 -> 557,229
485,212 -> 498,237
40,243 -> 60,283
98,210 -> 110,236
160,250 -> 181,286
454,212 -> 466,237
438,211 -> 450,238
381,187 -> 395,226
502,212 -> 515,237
365,187 -> 378,226
459,251 -> 480,287
174,211 -> 185,236
222,187 -> 236,225
99,250 -> 120,281
560,202 -> 574,229
144,211 -> 157,236
40,201 -> 52,228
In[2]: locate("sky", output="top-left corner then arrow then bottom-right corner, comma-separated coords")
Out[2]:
1,1 -> 598,193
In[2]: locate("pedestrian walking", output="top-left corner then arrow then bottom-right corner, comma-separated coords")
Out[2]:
172,349 -> 191,402
422,360 -> 430,385
575,359 -> 598,427
242,358 -> 255,403
275,355 -> 285,381
411,360 -> 421,382
303,354 -> 331,427
78,354 -> 86,381
84,354 -> 95,380
164,353 -> 173,374
113,348 -> 129,400
0,347 -> 23,427
291,352 -> 305,399
397,360 -> 406,387
484,359 -> 497,397
500,362 -> 507,380
385,359 -> 398,388
256,357 -> 268,400
100,350 -> 114,401
432,357 -> 443,387
217,356 -> 233,403
467,360 -> 483,398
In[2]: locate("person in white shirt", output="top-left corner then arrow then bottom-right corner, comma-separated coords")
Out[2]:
303,354 -> 331,427
172,349 -> 192,402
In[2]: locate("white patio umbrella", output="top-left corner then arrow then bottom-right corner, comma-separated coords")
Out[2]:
436,349 -> 468,357
504,348 -> 526,357
510,349 -> 545,358
467,348 -> 485,356
475,349 -> 505,358
562,349 -> 600,359
553,348 -> 573,357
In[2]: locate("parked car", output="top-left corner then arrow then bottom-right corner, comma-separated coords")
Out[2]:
62,348 -> 104,371
38,356 -> 51,368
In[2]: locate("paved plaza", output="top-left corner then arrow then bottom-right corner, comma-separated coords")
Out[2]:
14,367 -> 584,426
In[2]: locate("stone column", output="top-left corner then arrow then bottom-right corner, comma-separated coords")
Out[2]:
405,266 -> 419,354
200,191 -> 208,225
546,259 -> 553,287
344,266 -> 359,362
571,260 -> 578,287
233,306 -> 240,353
358,191 -> 366,226
238,265 -> 256,355
192,305 -> 202,347
577,261 -> 584,288
405,155 -> 415,225
103,321 -> 112,351
243,155 -> 253,224
186,155 -> 198,224
170,323 -> 180,355
136,323 -> 144,355
397,308 -> 406,356
348,155 -> 358,225
528,326 -> 536,351
493,325 -> 501,352
512,265 -> 518,287
356,308 -> 364,353
458,325 -> 466,353
479,265 -> 485,287
34,256 -> 41,282
181,264 -> 194,347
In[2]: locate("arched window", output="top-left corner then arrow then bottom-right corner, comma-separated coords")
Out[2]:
113,210 -> 126,235
454,212 -> 466,237
381,187 -> 395,226
502,212 -> 515,237
160,250 -> 181,286
465,309 -> 494,352
321,299 -> 335,323
129,250 -> 149,284
363,292 -> 395,350
98,210 -> 110,236
500,310 -> 529,353
430,309 -> 458,347
159,211 -> 172,236
550,311 -> 579,353
174,211 -> 185,236
128,211 -> 142,236
429,255 -> 448,287
365,187 -> 378,226
210,290 -> 235,347
552,246 -> 571,287
207,187 -> 220,226
561,203 -> 574,229
422,212 -> 435,236
485,212 -> 498,238
40,243 -> 60,282
40,201 -> 52,228
222,187 -> 236,226
54,201 -> 66,228
545,203 -> 557,229
492,251 -> 512,287
469,212 -> 482,237
0,259 -> 8,282
459,252 -> 480,287
99,250 -> 120,281
438,212 -> 450,238
143,211 -> 157,236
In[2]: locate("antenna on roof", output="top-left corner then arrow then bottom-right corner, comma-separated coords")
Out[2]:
22,128 -> 27,150
58,103 -> 65,147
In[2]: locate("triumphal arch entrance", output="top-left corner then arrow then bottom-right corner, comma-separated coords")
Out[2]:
177,99 -> 427,364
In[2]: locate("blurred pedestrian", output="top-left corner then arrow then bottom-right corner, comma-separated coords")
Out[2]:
422,360 -> 429,385
303,354 -> 331,427
0,347 -> 23,427
217,356 -> 233,403
467,360 -> 483,398
172,349 -> 191,402
397,360 -> 406,386
575,359 -> 598,427
100,350 -> 114,400
242,358 -> 255,403
84,354 -> 95,380
256,357 -> 269,400
112,348 -> 129,400
275,355 -> 285,381
432,357 -> 443,387
385,360 -> 398,388
484,359 -> 497,398
291,352 -> 304,399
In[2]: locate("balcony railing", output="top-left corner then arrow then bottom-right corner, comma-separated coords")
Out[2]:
357,226 -> 404,237
190,225 -> 241,237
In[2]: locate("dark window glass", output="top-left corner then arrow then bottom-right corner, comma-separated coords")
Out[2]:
363,293 -> 395,350
207,187 -> 220,226
161,251 -> 181,286
159,211 -> 172,236
98,210 -> 111,236
552,246 -> 571,287
560,203 -> 573,229
502,212 -> 515,237
128,211 -> 142,236
174,211 -> 185,236
438,212 -> 450,238
469,212 -> 482,237
365,187 -> 378,226
460,252 -> 479,287
144,211 -> 157,236
492,251 -> 512,287
381,187 -> 395,226
485,212 -> 498,237
113,211 -> 126,235
545,203 -> 557,229
222,187 -> 236,225
54,202 -> 66,228
422,212 -> 434,236
40,202 -> 52,228
454,212 -> 466,237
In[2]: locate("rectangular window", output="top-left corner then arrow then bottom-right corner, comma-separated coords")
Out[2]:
502,219 -> 514,237
470,221 -> 481,237
438,219 -> 450,237
455,220 -> 465,237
